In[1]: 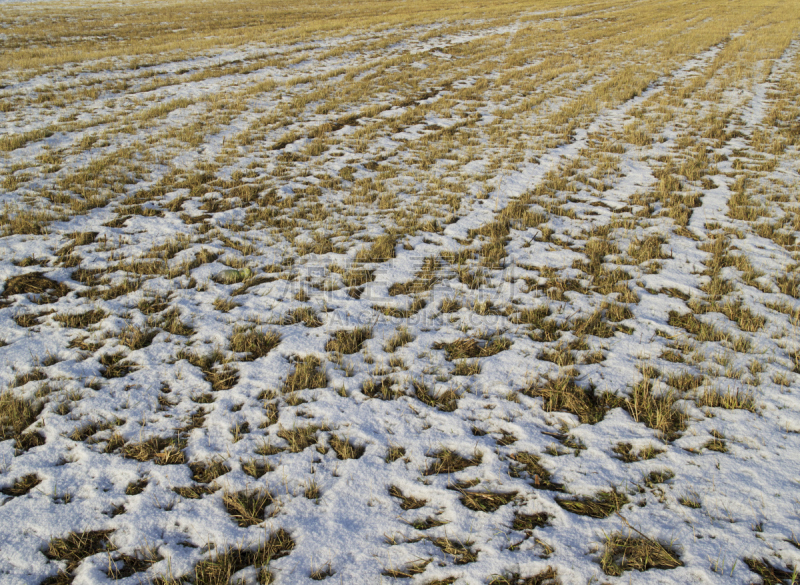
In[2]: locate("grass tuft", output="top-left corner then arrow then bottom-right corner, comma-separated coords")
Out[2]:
600,532 -> 682,576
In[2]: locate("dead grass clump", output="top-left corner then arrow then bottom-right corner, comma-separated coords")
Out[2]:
388,485 -> 427,510
277,425 -> 324,452
457,490 -> 516,513
435,336 -> 512,360
11,368 -> 47,388
107,546 -> 162,579
628,235 -> 667,263
362,377 -> 404,400
385,327 -> 414,352
99,353 -> 137,379
667,311 -> 725,341
440,297 -> 463,313
556,490 -> 629,518
776,274 -> 800,299
570,310 -> 614,338
697,388 -> 757,411
612,443 -> 663,462
743,558 -> 796,585
716,301 -> 765,332
189,459 -> 230,483
511,306 -> 551,327
489,567 -> 560,584
54,309 -> 106,329
172,486 -> 216,499
429,536 -> 478,565
512,512 -> 552,532
386,445 -> 406,463
355,234 -> 396,263
605,303 -> 633,322
222,488 -> 275,527
2,272 -> 70,301
150,307 -> 194,336
1,473 -> 42,496
453,360 -> 481,376
125,478 -> 148,496
329,435 -> 365,460
382,560 -> 431,578
424,449 -> 481,475
118,325 -> 158,350
412,379 -> 459,411
522,375 -> 607,425
0,391 -> 44,444
179,350 -> 239,391
282,356 -> 327,392
600,532 -> 682,576
325,327 -> 372,354
607,376 -> 686,440
508,452 -> 563,491
665,371 -> 704,392
120,436 -> 185,465
13,312 -> 44,328
241,458 -> 271,479
45,530 -> 115,573
283,307 -> 323,327
230,327 -> 281,361
190,529 -> 294,585
212,297 -> 239,313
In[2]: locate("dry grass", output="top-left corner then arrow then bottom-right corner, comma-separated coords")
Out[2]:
435,336 -> 512,360
54,309 -> 107,329
1,473 -> 42,496
424,448 -> 482,475
325,327 -> 372,354
120,436 -> 185,465
277,424 -> 325,453
0,391 -> 44,447
412,379 -> 459,411
186,530 -> 294,585
429,536 -> 478,565
489,567 -> 560,585
522,375 -> 608,425
282,356 -> 327,392
329,435 -> 365,460
355,234 -> 396,263
382,559 -> 431,578
222,488 -> 275,526
697,388 -> 757,411
743,558 -> 796,585
229,327 -> 281,361
612,443 -> 663,462
600,532 -> 682,576
388,485 -> 427,510
556,490 -> 629,518
457,489 -> 517,512
99,353 -> 138,379
189,459 -> 230,484
45,530 -> 114,573
2,272 -> 70,301
508,452 -> 563,491
118,324 -> 158,350
512,512 -> 551,531
606,375 -> 687,440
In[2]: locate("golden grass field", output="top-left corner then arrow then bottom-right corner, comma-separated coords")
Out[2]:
1,0 -> 800,583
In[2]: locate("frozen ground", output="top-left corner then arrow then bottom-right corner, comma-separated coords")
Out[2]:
1,2 -> 800,584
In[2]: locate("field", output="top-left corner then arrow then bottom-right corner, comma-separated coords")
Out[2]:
2,0 -> 800,583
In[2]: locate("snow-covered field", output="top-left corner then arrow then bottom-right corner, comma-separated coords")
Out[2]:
2,1 -> 800,583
